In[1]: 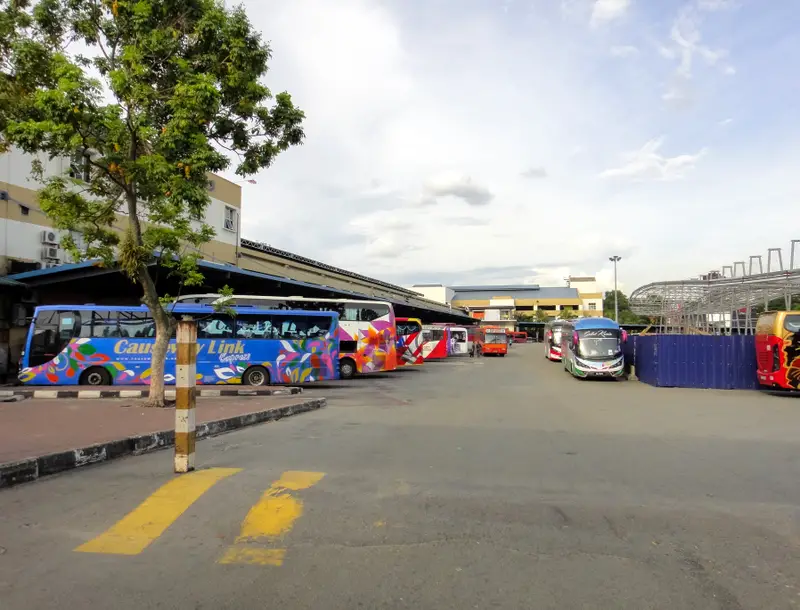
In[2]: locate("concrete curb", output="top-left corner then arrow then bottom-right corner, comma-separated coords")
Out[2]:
0,397 -> 326,489
0,386 -> 302,400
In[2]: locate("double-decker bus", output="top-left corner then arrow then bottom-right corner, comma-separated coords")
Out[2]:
478,326 -> 508,356
560,317 -> 626,379
421,324 -> 449,360
755,311 -> 800,391
175,294 -> 396,379
396,317 -> 425,366
18,304 -> 339,386
543,320 -> 569,361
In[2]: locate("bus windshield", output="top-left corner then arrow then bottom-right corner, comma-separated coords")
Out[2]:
577,328 -> 621,359
485,332 -> 506,344
785,315 -> 800,332
397,321 -> 421,335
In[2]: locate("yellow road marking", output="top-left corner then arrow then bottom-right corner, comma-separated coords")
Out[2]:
75,468 -> 242,555
219,470 -> 325,566
218,547 -> 286,566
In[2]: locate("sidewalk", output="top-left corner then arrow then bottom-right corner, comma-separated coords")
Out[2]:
0,385 -> 301,399
0,395 -> 326,487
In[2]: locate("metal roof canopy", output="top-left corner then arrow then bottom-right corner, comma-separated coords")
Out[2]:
4,257 -> 472,324
630,239 -> 800,334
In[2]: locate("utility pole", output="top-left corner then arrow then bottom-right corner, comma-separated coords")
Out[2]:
609,256 -> 622,322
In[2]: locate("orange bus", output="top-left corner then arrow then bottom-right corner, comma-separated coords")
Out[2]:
478,326 -> 508,357
755,311 -> 800,391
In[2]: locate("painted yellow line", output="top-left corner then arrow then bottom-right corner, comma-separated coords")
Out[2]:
218,547 -> 286,566
75,467 -> 242,555
219,470 -> 325,566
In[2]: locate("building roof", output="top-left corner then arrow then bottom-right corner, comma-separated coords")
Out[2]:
240,238 -> 422,297
451,284 -> 540,291
451,286 -> 579,301
3,256 -> 472,321
2,259 -> 105,280
0,276 -> 25,287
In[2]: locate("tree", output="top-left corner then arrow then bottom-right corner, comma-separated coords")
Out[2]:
603,290 -> 630,316
533,309 -> 550,323
1,0 -> 304,405
560,308 -> 580,320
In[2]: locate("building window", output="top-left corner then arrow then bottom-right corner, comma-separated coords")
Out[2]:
588,303 -> 597,310
69,152 -> 91,182
223,206 -> 237,232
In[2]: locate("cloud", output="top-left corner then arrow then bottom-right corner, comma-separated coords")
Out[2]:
718,117 -> 733,127
610,45 -> 639,58
421,171 -> 494,206
591,0 -> 631,26
599,137 -> 707,181
697,0 -> 737,11
659,8 -> 728,79
521,166 -> 548,179
226,0 -> 800,294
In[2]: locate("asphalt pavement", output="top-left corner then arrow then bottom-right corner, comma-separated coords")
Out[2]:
2,344 -> 800,609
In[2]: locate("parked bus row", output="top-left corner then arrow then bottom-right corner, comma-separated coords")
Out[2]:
16,296 -> 515,387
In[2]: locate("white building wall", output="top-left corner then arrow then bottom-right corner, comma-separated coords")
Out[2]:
409,285 -> 454,305
0,218 -> 80,266
1,148 -> 239,262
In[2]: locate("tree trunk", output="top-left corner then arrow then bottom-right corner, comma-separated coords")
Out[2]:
138,266 -> 174,407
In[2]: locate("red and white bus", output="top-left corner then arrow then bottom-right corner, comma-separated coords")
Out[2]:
421,324 -> 449,360
396,317 -> 425,366
544,320 -> 569,361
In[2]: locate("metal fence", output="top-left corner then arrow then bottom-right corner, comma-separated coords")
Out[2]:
625,335 -> 759,390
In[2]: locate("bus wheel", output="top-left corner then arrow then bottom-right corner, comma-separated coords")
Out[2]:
339,358 -> 356,379
242,366 -> 270,386
79,366 -> 111,386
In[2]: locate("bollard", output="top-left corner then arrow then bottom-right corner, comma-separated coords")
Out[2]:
175,319 -> 197,473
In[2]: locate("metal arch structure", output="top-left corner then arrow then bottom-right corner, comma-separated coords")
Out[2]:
630,239 -> 800,334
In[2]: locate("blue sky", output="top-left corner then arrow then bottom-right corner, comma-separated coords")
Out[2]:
236,0 -> 800,291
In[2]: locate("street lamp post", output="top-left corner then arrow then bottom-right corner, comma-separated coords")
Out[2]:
609,256 -> 622,322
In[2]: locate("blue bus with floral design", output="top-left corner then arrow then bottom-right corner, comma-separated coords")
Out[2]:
18,304 -> 339,386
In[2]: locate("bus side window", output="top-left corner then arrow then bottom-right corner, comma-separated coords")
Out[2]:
92,310 -> 122,338
118,311 -> 154,338
360,308 -> 379,322
197,316 -> 234,339
342,307 -> 359,322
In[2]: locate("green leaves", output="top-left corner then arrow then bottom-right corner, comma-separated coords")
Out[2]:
1,0 -> 303,285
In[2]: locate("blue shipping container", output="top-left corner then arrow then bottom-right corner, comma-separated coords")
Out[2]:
624,334 -> 758,390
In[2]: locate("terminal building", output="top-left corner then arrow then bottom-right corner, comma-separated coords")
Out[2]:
0,148 -> 471,379
410,279 -> 604,331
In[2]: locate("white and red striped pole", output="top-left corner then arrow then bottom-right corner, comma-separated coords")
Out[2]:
175,319 -> 197,473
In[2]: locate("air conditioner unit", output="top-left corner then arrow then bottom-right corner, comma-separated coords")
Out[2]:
41,230 -> 58,245
44,260 -> 61,268
41,246 -> 60,260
